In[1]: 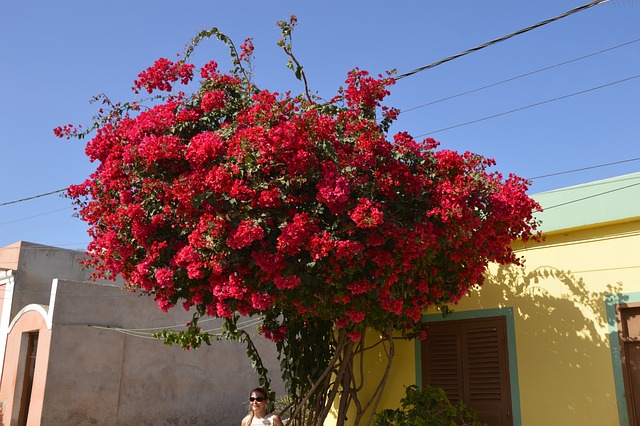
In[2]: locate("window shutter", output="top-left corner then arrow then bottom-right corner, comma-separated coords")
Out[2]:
421,316 -> 513,426
465,325 -> 503,402
422,326 -> 463,401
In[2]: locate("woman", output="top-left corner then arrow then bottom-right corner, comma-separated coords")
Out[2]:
241,387 -> 285,426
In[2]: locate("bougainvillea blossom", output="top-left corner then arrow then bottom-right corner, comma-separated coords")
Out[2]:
57,28 -> 540,350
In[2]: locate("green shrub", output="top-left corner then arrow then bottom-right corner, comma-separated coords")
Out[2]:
373,385 -> 486,426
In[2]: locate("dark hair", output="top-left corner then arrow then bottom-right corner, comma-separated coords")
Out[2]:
249,387 -> 268,399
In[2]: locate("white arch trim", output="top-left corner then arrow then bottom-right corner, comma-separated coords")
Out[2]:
7,304 -> 51,332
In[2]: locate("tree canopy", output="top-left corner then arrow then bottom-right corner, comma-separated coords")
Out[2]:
57,18 -> 539,425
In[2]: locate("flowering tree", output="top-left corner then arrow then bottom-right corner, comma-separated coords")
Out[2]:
57,17 -> 539,426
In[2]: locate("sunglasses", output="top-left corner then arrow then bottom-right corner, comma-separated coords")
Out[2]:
249,397 -> 266,402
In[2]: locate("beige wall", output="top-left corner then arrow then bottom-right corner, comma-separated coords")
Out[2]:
0,243 -> 285,426
42,279 -> 283,426
6,242 -> 107,321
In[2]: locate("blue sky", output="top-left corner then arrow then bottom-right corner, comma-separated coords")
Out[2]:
0,0 -> 638,250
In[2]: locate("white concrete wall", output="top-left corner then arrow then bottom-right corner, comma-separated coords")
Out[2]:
43,279 -> 284,426
0,242 -> 285,426
5,242 -> 113,321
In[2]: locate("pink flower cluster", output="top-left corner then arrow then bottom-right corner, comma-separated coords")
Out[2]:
227,220 -> 265,249
133,58 -> 195,94
61,40 -> 540,342
349,198 -> 384,228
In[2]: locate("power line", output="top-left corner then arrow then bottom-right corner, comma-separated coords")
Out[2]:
0,0 -> 631,239
0,207 -> 72,226
528,157 -> 640,180
3,180 -> 640,263
415,73 -> 640,137
115,316 -> 220,332
89,316 -> 264,339
400,37 -> 640,114
395,0 -> 611,80
543,181 -> 640,210
3,152 -> 639,223
0,4 -> 623,211
0,188 -> 67,207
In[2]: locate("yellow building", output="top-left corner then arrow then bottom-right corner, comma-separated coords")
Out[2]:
361,172 -> 640,426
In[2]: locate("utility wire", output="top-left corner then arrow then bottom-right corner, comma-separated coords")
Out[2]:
0,207 -> 72,226
2,154 -> 639,217
542,181 -> 640,210
0,3 -> 621,210
0,0 -> 628,224
416,73 -> 640,137
400,37 -> 640,114
89,316 -> 264,338
1,168 -> 637,251
395,0 -> 611,80
111,316 -> 218,332
528,157 -> 640,180
0,188 -> 67,207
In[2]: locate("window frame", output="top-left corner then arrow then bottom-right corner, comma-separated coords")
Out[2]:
416,307 -> 522,426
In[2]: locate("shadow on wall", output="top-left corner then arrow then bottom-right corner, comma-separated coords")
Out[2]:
474,264 -> 627,421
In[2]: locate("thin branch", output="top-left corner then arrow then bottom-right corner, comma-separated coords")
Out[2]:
183,28 -> 252,83
363,328 -> 395,426
288,331 -> 346,423
318,333 -> 354,425
277,15 -> 313,102
357,334 -> 409,353
283,47 -> 312,102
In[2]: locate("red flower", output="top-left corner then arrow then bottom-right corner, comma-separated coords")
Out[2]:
200,60 -> 219,79
316,163 -> 351,214
239,38 -> 255,62
308,231 -> 334,260
227,220 -> 264,249
277,213 -> 317,255
349,198 -> 384,228
201,90 -> 226,111
257,187 -> 282,208
186,132 -> 225,165
62,32 -> 540,346
348,330 -> 362,342
274,275 -> 301,290
133,58 -> 194,94
155,268 -> 175,288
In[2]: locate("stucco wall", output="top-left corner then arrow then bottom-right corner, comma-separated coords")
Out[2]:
478,221 -> 640,426
359,219 -> 640,426
0,243 -> 285,426
4,242 -> 109,322
0,241 -> 21,271
368,221 -> 640,426
41,279 -> 284,426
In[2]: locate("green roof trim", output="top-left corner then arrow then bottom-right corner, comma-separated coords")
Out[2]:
531,172 -> 640,234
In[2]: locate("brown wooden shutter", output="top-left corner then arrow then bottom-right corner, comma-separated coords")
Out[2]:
617,304 -> 640,425
422,316 -> 513,426
423,323 -> 463,401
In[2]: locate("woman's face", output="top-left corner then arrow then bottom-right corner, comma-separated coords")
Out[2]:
249,392 -> 267,412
